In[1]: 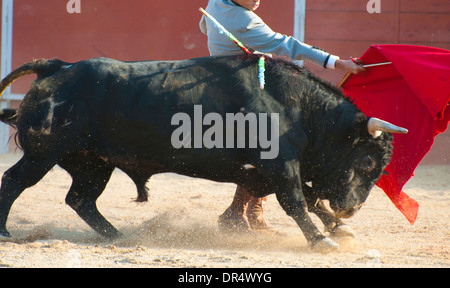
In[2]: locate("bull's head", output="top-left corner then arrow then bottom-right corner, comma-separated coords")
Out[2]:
313,117 -> 407,219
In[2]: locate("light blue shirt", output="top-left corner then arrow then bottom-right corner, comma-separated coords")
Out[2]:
199,0 -> 337,68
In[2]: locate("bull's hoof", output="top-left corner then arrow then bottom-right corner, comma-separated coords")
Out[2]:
330,225 -> 356,238
0,230 -> 11,239
311,237 -> 339,253
101,230 -> 123,240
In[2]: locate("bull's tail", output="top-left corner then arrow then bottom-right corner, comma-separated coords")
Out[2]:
0,58 -> 70,99
0,58 -> 71,126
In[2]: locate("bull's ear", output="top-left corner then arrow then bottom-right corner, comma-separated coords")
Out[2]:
332,111 -> 367,141
347,113 -> 368,146
354,112 -> 370,137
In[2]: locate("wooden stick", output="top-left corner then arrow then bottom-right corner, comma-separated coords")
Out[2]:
199,8 -> 251,54
337,72 -> 351,88
363,62 -> 392,68
337,62 -> 392,87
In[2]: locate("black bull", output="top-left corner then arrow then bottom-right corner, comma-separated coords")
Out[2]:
0,55 -> 407,250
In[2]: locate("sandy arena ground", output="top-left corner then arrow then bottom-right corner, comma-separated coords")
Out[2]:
0,151 -> 448,268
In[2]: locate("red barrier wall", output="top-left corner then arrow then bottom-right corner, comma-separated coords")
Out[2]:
6,0 -> 294,94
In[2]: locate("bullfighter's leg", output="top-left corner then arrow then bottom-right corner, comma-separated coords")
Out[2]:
0,155 -> 55,238
246,195 -> 269,229
218,185 -> 274,232
61,156 -> 119,239
218,185 -> 252,232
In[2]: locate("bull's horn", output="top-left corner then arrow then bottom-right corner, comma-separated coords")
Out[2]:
367,117 -> 408,138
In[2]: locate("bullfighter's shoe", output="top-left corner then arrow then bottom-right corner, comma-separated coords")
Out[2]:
218,186 -> 282,236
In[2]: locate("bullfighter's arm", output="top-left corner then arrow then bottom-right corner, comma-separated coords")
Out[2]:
238,15 -> 338,69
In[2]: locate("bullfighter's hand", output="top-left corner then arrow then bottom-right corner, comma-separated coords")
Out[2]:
335,59 -> 365,74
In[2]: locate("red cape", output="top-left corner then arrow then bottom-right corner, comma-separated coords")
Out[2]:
341,45 -> 450,224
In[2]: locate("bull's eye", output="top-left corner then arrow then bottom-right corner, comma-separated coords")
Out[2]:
360,155 -> 376,173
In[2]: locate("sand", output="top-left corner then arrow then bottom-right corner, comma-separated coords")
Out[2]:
0,151 -> 448,268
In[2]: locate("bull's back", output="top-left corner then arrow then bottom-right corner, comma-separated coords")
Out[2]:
16,56 -> 265,181
75,57 -> 257,174
89,57 -> 250,142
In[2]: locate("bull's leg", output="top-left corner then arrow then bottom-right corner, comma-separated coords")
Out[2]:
303,185 -> 355,238
309,202 -> 334,226
61,156 -> 119,239
277,191 -> 322,242
274,165 -> 339,252
302,184 -> 355,238
302,185 -> 341,229
312,200 -> 355,238
122,171 -> 150,203
0,155 -> 55,237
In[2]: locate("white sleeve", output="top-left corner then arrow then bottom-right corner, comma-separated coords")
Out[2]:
326,55 -> 340,69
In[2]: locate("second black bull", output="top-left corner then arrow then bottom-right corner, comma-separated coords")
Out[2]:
0,54 -> 407,250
